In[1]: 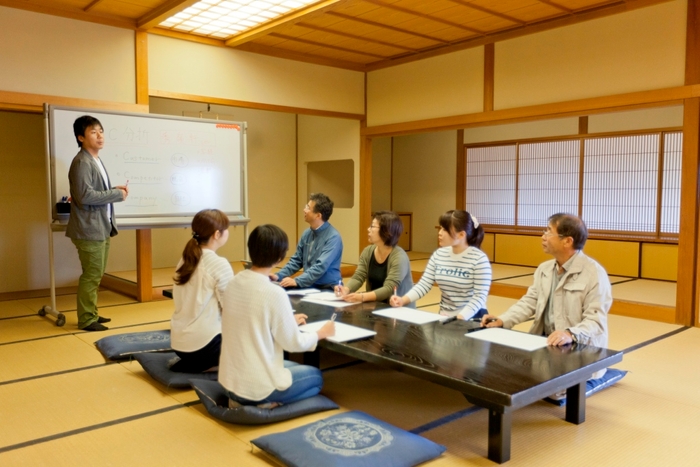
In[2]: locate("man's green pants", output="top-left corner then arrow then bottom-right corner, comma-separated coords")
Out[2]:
71,237 -> 110,329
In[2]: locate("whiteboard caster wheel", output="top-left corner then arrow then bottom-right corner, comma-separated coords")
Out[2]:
56,314 -> 66,327
38,307 -> 47,317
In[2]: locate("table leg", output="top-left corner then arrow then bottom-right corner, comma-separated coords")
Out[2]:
488,409 -> 511,464
565,382 -> 586,424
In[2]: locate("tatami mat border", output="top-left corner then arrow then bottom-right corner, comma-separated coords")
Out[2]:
0,320 -> 170,347
0,401 -> 201,455
0,363 -> 116,387
621,326 -> 690,353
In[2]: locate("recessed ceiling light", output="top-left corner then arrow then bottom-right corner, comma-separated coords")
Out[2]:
158,0 -> 323,39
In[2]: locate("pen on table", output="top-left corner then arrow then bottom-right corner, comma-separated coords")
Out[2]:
441,316 -> 457,325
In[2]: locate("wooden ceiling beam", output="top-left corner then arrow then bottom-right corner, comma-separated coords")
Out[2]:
269,32 -> 389,59
137,0 -> 201,30
536,0 -> 574,14
448,0 -> 526,25
0,0 -> 134,28
225,0 -> 347,47
234,42 -> 367,71
327,11 -> 451,44
296,22 -> 420,52
83,0 -> 105,13
362,0 -> 486,35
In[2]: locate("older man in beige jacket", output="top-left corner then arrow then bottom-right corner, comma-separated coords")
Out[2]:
481,213 -> 612,378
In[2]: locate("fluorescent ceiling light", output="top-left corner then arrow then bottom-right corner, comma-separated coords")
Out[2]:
158,0 -> 321,40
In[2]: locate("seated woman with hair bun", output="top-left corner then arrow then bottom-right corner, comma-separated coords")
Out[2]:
170,209 -> 234,373
390,210 -> 491,320
334,211 -> 413,306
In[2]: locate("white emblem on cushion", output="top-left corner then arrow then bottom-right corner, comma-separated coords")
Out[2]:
304,417 -> 393,457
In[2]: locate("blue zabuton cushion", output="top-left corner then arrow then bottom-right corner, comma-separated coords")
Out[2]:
134,351 -> 217,388
190,379 -> 338,425
251,410 -> 446,467
95,330 -> 171,360
545,368 -> 628,406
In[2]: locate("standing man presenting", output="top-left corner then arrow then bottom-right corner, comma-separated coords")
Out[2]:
271,193 -> 343,290
481,213 -> 612,378
66,116 -> 128,331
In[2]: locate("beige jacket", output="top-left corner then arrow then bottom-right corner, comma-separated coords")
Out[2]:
500,251 -> 612,350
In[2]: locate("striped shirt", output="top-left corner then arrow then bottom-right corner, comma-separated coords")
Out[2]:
406,246 -> 491,319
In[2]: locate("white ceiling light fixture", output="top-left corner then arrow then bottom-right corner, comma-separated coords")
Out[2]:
158,0 -> 322,39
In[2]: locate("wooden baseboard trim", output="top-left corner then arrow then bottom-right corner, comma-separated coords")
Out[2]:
0,286 -> 79,302
487,283 -> 677,324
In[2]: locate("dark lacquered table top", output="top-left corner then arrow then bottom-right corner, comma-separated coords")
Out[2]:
291,297 -> 622,410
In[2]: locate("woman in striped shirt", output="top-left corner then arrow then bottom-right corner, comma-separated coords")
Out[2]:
390,210 -> 491,320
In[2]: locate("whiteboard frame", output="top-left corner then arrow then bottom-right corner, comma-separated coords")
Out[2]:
46,104 -> 249,225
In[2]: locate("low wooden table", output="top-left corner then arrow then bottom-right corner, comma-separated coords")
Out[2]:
291,298 -> 622,463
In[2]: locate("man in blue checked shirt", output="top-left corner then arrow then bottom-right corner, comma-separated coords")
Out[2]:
270,193 -> 343,290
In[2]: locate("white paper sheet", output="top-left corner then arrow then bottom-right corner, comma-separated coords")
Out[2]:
307,292 -> 345,301
299,320 -> 376,343
300,297 -> 359,308
286,288 -> 320,296
372,307 -> 447,324
465,327 -> 548,351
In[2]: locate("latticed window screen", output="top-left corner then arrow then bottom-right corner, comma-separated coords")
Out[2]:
518,140 -> 579,227
661,132 -> 682,233
582,134 -> 659,232
465,145 -> 516,225
465,131 -> 682,236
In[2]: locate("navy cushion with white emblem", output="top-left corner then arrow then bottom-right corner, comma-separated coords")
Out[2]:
251,410 -> 446,467
95,330 -> 171,360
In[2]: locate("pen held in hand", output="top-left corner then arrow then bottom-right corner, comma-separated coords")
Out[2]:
330,313 -> 337,322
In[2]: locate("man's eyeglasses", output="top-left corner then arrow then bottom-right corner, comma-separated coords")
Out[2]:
542,230 -> 564,238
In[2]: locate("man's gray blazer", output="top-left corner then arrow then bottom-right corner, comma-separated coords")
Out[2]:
65,149 -> 124,241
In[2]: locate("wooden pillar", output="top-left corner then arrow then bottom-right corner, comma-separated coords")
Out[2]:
135,30 -> 153,301
359,128 -> 372,254
483,43 -> 494,113
676,0 -> 700,326
456,129 -> 465,210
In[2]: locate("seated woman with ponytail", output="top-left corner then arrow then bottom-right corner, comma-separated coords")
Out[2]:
170,209 -> 234,373
390,210 -> 492,320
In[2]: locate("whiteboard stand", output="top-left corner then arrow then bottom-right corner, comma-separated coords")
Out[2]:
40,109 -> 65,326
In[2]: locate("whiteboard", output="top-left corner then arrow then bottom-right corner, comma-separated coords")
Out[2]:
47,106 -> 247,221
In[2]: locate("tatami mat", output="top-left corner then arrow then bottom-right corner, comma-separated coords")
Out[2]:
0,283 -> 696,466
0,408 -> 265,467
0,335 -> 105,384
0,364 -> 180,448
611,279 -> 677,307
613,327 -> 700,407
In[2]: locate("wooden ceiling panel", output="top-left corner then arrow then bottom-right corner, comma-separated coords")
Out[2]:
504,3 -> 567,22
331,0 -> 383,16
463,15 -> 521,32
395,0 -> 468,16
7,0 -> 673,71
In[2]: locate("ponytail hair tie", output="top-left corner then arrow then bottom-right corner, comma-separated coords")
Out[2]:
192,232 -> 200,240
471,216 -> 480,228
